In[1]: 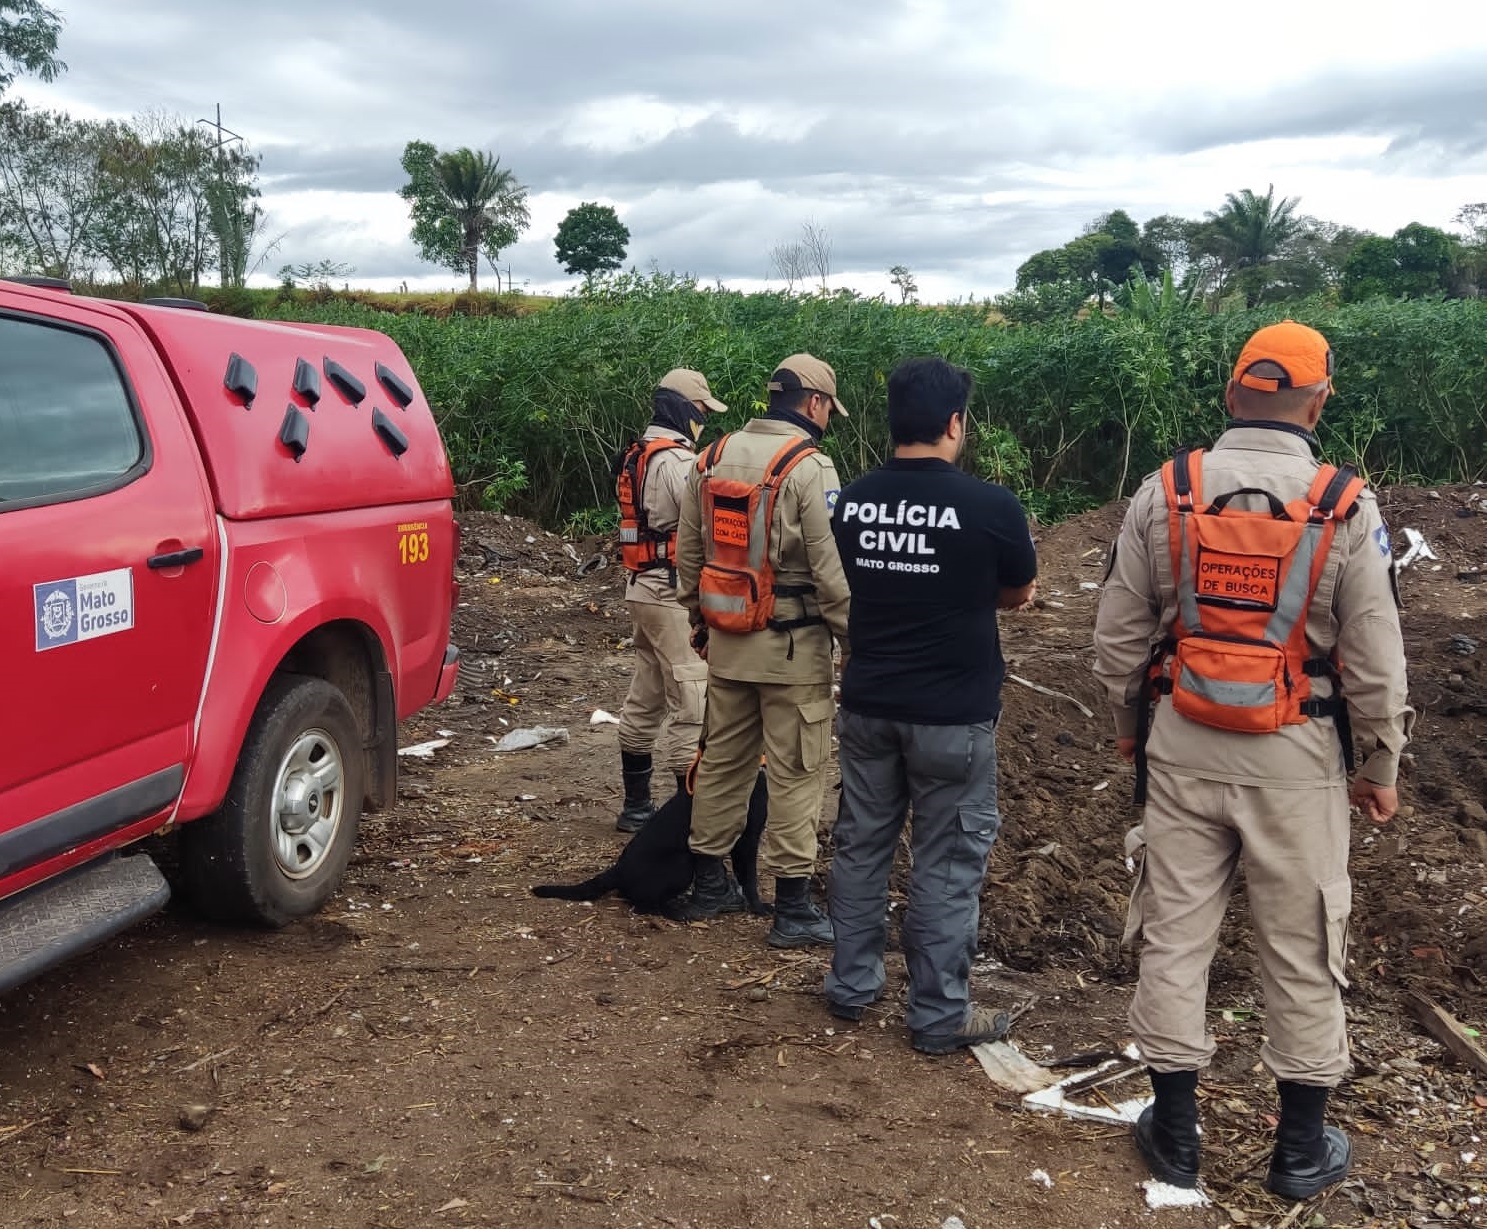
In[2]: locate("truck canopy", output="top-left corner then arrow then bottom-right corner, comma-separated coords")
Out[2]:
118,302 -> 453,520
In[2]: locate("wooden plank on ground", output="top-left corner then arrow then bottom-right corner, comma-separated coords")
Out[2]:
1407,992 -> 1487,1076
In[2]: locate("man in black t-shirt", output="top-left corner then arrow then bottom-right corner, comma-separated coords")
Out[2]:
825,356 -> 1037,1054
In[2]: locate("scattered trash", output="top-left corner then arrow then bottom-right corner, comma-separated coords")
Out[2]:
1079,581 -> 1100,591
1142,1179 -> 1210,1209
398,738 -> 451,759
491,726 -> 570,753
972,1040 -> 1061,1094
1459,567 -> 1483,584
1397,528 -> 1438,571
1453,635 -> 1480,656
1006,673 -> 1094,719
577,552 -> 609,577
1029,1168 -> 1054,1189
589,709 -> 622,726
1093,780 -> 1109,792
1022,1044 -> 1148,1124
939,1218 -> 966,1229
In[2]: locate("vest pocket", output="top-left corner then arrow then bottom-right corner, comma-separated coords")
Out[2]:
1321,876 -> 1352,989
1170,634 -> 1289,733
697,563 -> 762,634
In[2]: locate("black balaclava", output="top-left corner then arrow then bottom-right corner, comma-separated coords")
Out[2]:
652,387 -> 707,442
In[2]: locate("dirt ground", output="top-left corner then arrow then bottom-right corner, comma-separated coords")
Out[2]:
1,488 -> 1484,1229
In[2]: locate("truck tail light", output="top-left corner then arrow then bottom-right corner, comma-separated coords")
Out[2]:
450,518 -> 462,607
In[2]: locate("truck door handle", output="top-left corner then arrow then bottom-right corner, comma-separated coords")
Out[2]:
147,547 -> 205,570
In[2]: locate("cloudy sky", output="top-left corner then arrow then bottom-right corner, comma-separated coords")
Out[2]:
15,0 -> 1487,299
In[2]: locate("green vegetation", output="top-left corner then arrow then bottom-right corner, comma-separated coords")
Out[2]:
0,0 -> 63,93
553,202 -> 629,282
398,142 -> 529,294
248,275 -> 1487,526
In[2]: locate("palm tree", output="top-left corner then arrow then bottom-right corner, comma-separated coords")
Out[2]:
1200,185 -> 1303,307
433,149 -> 529,292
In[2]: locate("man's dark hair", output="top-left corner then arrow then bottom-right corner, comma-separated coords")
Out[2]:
887,356 -> 973,445
767,366 -> 816,417
767,387 -> 814,415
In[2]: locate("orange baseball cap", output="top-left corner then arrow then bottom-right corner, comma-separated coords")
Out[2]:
1233,320 -> 1335,393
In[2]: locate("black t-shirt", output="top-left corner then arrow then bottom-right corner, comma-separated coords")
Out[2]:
833,457 -> 1037,725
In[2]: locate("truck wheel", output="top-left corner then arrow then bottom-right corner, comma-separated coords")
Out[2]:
183,674 -> 365,927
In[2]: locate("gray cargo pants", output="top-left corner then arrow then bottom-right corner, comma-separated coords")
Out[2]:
826,709 -> 1002,1036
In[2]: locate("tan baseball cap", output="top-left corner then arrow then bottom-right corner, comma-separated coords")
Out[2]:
658,368 -> 727,413
768,353 -> 848,417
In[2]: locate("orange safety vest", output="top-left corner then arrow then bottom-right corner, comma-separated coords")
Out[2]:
1133,446 -> 1365,802
616,436 -> 687,576
695,433 -> 822,635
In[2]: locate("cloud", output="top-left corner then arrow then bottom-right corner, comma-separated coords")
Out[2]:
14,0 -> 1487,297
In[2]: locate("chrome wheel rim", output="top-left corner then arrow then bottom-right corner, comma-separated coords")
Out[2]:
270,728 -> 344,879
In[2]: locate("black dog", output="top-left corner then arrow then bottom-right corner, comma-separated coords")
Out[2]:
532,771 -> 769,919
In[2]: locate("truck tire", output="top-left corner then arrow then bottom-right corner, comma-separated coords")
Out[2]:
182,674 -> 365,927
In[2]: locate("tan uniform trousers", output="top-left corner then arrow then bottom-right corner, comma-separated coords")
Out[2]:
689,675 -> 835,879
1127,767 -> 1352,1086
617,601 -> 708,776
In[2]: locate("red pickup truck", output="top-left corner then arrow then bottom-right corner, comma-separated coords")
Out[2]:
0,277 -> 459,992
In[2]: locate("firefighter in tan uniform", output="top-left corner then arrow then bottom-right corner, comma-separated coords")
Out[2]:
1094,322 -> 1412,1199
675,354 -> 850,947
613,369 -> 728,832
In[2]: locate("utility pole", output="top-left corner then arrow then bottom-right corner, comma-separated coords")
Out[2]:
197,104 -> 245,288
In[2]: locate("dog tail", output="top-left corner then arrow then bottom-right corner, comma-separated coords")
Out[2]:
531,866 -> 621,902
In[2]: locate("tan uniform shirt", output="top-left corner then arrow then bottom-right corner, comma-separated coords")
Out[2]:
624,425 -> 694,607
1094,426 -> 1413,788
676,417 -> 850,685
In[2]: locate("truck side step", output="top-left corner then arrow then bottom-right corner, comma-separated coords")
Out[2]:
0,856 -> 170,996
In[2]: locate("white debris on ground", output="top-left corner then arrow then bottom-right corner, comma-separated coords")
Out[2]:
1029,1168 -> 1054,1189
1397,527 -> 1439,570
397,737 -> 451,759
489,726 -> 570,752
1142,1179 -> 1210,1209
589,708 -> 621,726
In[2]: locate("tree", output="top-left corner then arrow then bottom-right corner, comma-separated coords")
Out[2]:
0,0 -> 63,94
769,240 -> 807,292
553,201 -> 629,282
1197,184 -> 1303,306
800,219 -> 832,291
888,264 -> 918,303
279,259 -> 355,290
91,112 -> 258,293
1140,214 -> 1199,279
1453,203 -> 1487,294
1341,223 -> 1459,301
1015,246 -> 1070,289
399,141 -> 529,292
0,104 -> 109,277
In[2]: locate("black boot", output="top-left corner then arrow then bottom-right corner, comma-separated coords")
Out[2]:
679,855 -> 745,920
1265,1081 -> 1351,1199
1134,1068 -> 1201,1188
616,751 -> 655,833
767,877 -> 835,948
